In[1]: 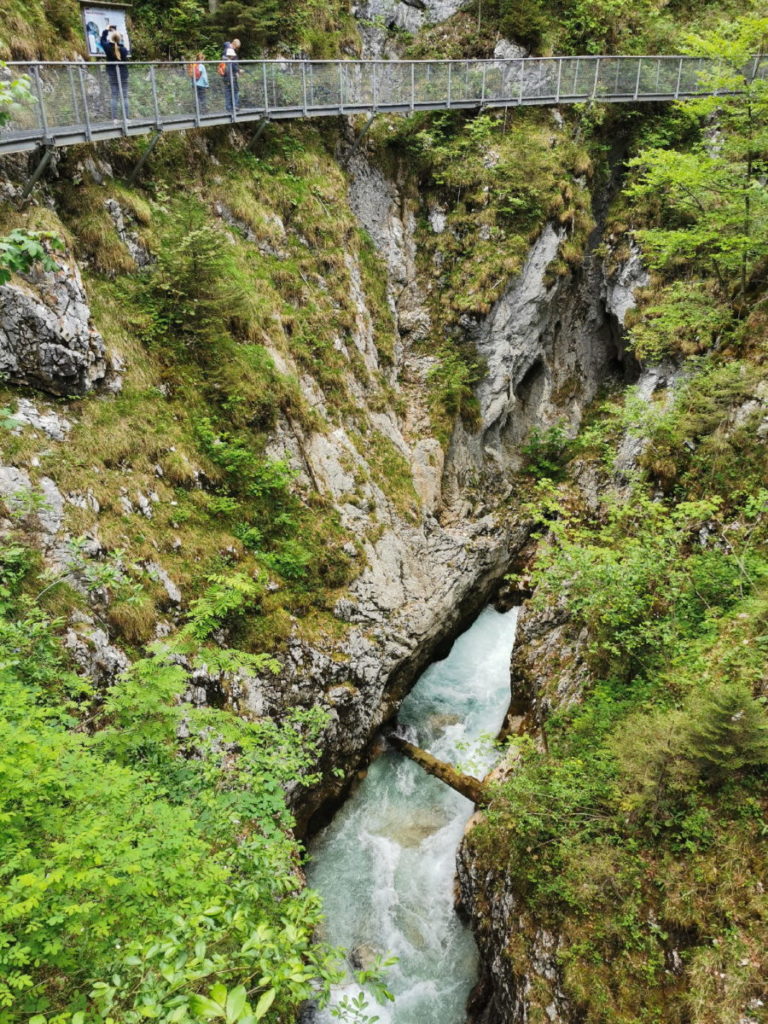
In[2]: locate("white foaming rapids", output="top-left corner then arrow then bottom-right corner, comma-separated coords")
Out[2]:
307,606 -> 519,1024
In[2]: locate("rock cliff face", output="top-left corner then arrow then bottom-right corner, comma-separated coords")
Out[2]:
455,245 -> 649,1024
0,256 -> 113,395
0,134 -> 633,833
254,149 -> 635,824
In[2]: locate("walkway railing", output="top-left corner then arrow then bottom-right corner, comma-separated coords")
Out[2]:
1,55 -> 764,156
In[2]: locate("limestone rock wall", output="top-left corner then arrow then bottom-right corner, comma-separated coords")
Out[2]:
0,134 -> 634,834
0,256 -> 114,396
454,234 -> 658,1022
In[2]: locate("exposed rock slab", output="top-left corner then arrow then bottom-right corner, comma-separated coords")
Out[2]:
0,258 -> 109,396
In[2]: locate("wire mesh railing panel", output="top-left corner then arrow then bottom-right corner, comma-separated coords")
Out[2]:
374,62 -> 411,106
37,66 -> 82,128
415,63 -> 451,104
265,62 -> 303,110
678,57 -> 708,94
492,56 -> 519,101
450,61 -> 484,103
558,57 -> 593,98
233,65 -> 265,113
654,57 -> 684,96
343,62 -> 375,107
522,58 -> 560,100
305,62 -> 341,108
151,65 -> 195,120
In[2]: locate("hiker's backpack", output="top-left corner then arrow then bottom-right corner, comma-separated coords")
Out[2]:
217,61 -> 227,76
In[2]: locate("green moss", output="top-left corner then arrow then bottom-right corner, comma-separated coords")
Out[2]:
351,426 -> 420,522
0,0 -> 82,59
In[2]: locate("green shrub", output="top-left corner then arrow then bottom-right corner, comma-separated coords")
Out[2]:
521,422 -> 572,480
685,682 -> 768,785
0,543 -> 340,1023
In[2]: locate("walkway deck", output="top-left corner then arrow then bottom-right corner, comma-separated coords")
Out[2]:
1,55 -> 763,157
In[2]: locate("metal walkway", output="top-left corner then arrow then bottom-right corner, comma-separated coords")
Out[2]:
1,55 -> 763,157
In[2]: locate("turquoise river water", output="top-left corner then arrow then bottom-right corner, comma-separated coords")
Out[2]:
306,605 -> 519,1024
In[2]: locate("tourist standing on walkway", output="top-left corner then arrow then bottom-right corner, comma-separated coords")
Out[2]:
103,31 -> 130,120
189,53 -> 210,113
220,38 -> 241,113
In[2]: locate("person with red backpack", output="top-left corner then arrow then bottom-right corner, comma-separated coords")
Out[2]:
188,52 -> 210,114
218,39 -> 241,113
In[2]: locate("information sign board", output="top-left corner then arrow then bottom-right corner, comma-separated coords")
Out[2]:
82,5 -> 132,57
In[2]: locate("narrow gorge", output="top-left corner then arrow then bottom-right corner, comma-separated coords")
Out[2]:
2,1 -> 768,1023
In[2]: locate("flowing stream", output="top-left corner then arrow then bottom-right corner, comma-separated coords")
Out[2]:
306,606 -> 519,1024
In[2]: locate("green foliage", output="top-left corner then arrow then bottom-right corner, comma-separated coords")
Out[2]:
478,0 -> 679,54
521,422 -> 572,480
530,488 -> 750,677
128,0 -> 355,57
685,682 -> 768,784
0,229 -> 63,285
624,18 -> 768,360
427,344 -> 482,441
210,0 -> 282,54
618,356 -> 766,498
0,540 -> 341,1024
0,63 -> 32,125
627,279 -> 734,363
146,214 -> 240,351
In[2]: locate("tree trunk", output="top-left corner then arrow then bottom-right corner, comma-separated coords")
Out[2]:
387,732 -> 489,806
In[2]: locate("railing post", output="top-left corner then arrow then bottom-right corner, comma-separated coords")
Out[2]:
572,56 -> 580,96
150,65 -> 161,128
77,65 -> 92,141
555,58 -> 563,102
447,61 -> 452,107
263,63 -> 270,115
339,62 -> 345,113
32,66 -> 49,142
372,61 -> 378,110
591,56 -> 600,99
480,61 -> 486,105
410,61 -> 415,110
674,56 -> 683,98
116,64 -> 128,132
192,63 -> 201,126
230,65 -> 238,122
518,59 -> 525,103
301,61 -> 308,114
633,57 -> 642,99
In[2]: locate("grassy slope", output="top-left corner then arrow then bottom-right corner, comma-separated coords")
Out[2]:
0,122 -> 414,655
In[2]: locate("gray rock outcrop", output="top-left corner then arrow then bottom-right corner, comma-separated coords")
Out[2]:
354,0 -> 464,34
0,257 -> 109,396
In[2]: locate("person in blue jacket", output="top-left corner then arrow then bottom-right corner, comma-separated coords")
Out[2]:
190,53 -> 210,114
103,31 -> 130,121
